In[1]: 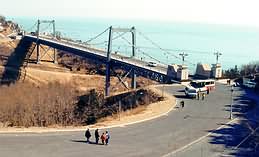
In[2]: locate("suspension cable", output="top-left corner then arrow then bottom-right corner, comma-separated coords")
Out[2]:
89,41 -> 108,46
87,31 -> 129,47
137,31 -> 181,60
135,46 -> 212,54
85,27 -> 110,43
24,22 -> 37,32
112,31 -> 129,41
119,35 -> 167,65
138,31 -> 195,66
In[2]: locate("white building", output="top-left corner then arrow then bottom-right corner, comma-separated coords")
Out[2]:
195,63 -> 211,78
167,64 -> 189,81
177,65 -> 189,81
211,64 -> 222,78
167,64 -> 178,79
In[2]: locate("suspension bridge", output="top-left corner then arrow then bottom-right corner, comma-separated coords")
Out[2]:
20,19 -> 194,96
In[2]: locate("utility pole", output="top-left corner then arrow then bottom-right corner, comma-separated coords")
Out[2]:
179,52 -> 188,65
214,51 -> 222,64
36,19 -> 40,64
230,85 -> 234,119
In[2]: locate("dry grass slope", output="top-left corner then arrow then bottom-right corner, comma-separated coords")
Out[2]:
0,82 -> 161,127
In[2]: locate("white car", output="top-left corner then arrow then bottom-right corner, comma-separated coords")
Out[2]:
147,62 -> 157,67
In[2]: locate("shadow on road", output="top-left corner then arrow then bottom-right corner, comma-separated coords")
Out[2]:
208,87 -> 259,156
174,94 -> 193,100
70,139 -> 105,146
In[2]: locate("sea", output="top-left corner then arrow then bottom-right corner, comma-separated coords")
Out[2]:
7,16 -> 259,73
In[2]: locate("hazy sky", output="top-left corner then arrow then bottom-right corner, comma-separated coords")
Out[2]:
1,0 -> 259,26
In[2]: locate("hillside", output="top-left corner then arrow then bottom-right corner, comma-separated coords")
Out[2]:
0,17 -> 160,128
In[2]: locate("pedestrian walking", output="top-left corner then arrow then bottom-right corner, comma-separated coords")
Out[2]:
207,88 -> 210,95
227,79 -> 231,85
95,129 -> 100,144
85,128 -> 91,143
202,93 -> 205,100
180,100 -> 185,108
101,132 -> 106,145
105,131 -> 110,145
197,90 -> 200,100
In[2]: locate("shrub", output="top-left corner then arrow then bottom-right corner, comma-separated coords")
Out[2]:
0,82 -> 160,127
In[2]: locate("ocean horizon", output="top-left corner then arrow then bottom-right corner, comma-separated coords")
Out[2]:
7,16 -> 259,73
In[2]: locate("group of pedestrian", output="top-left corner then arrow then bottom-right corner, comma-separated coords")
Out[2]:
196,88 -> 210,100
85,128 -> 110,145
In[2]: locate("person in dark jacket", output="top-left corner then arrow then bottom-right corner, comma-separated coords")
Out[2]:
180,100 -> 185,108
85,128 -> 91,143
95,129 -> 100,144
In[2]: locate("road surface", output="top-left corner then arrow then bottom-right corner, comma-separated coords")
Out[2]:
0,83 -> 256,157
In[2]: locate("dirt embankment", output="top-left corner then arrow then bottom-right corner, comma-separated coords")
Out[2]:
0,82 -> 163,128
0,18 -> 173,131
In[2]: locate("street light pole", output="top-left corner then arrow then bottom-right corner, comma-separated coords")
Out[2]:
230,85 -> 234,119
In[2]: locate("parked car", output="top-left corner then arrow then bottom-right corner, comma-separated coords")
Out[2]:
147,62 -> 157,67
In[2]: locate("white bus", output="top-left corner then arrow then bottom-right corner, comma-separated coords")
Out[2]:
191,79 -> 216,90
185,79 -> 216,97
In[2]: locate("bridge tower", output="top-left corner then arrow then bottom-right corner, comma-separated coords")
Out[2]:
105,26 -> 136,96
36,20 -> 57,64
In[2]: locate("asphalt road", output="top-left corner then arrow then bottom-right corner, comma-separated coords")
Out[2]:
0,83 -> 254,157
166,86 -> 259,157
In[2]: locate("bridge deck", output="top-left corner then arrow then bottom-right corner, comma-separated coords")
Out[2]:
23,35 -> 169,80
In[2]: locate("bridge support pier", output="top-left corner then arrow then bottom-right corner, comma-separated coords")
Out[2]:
105,26 -> 136,96
36,19 -> 56,64
36,19 -> 40,64
105,63 -> 111,97
131,70 -> 136,89
131,27 -> 136,90
53,48 -> 57,63
36,43 -> 40,64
